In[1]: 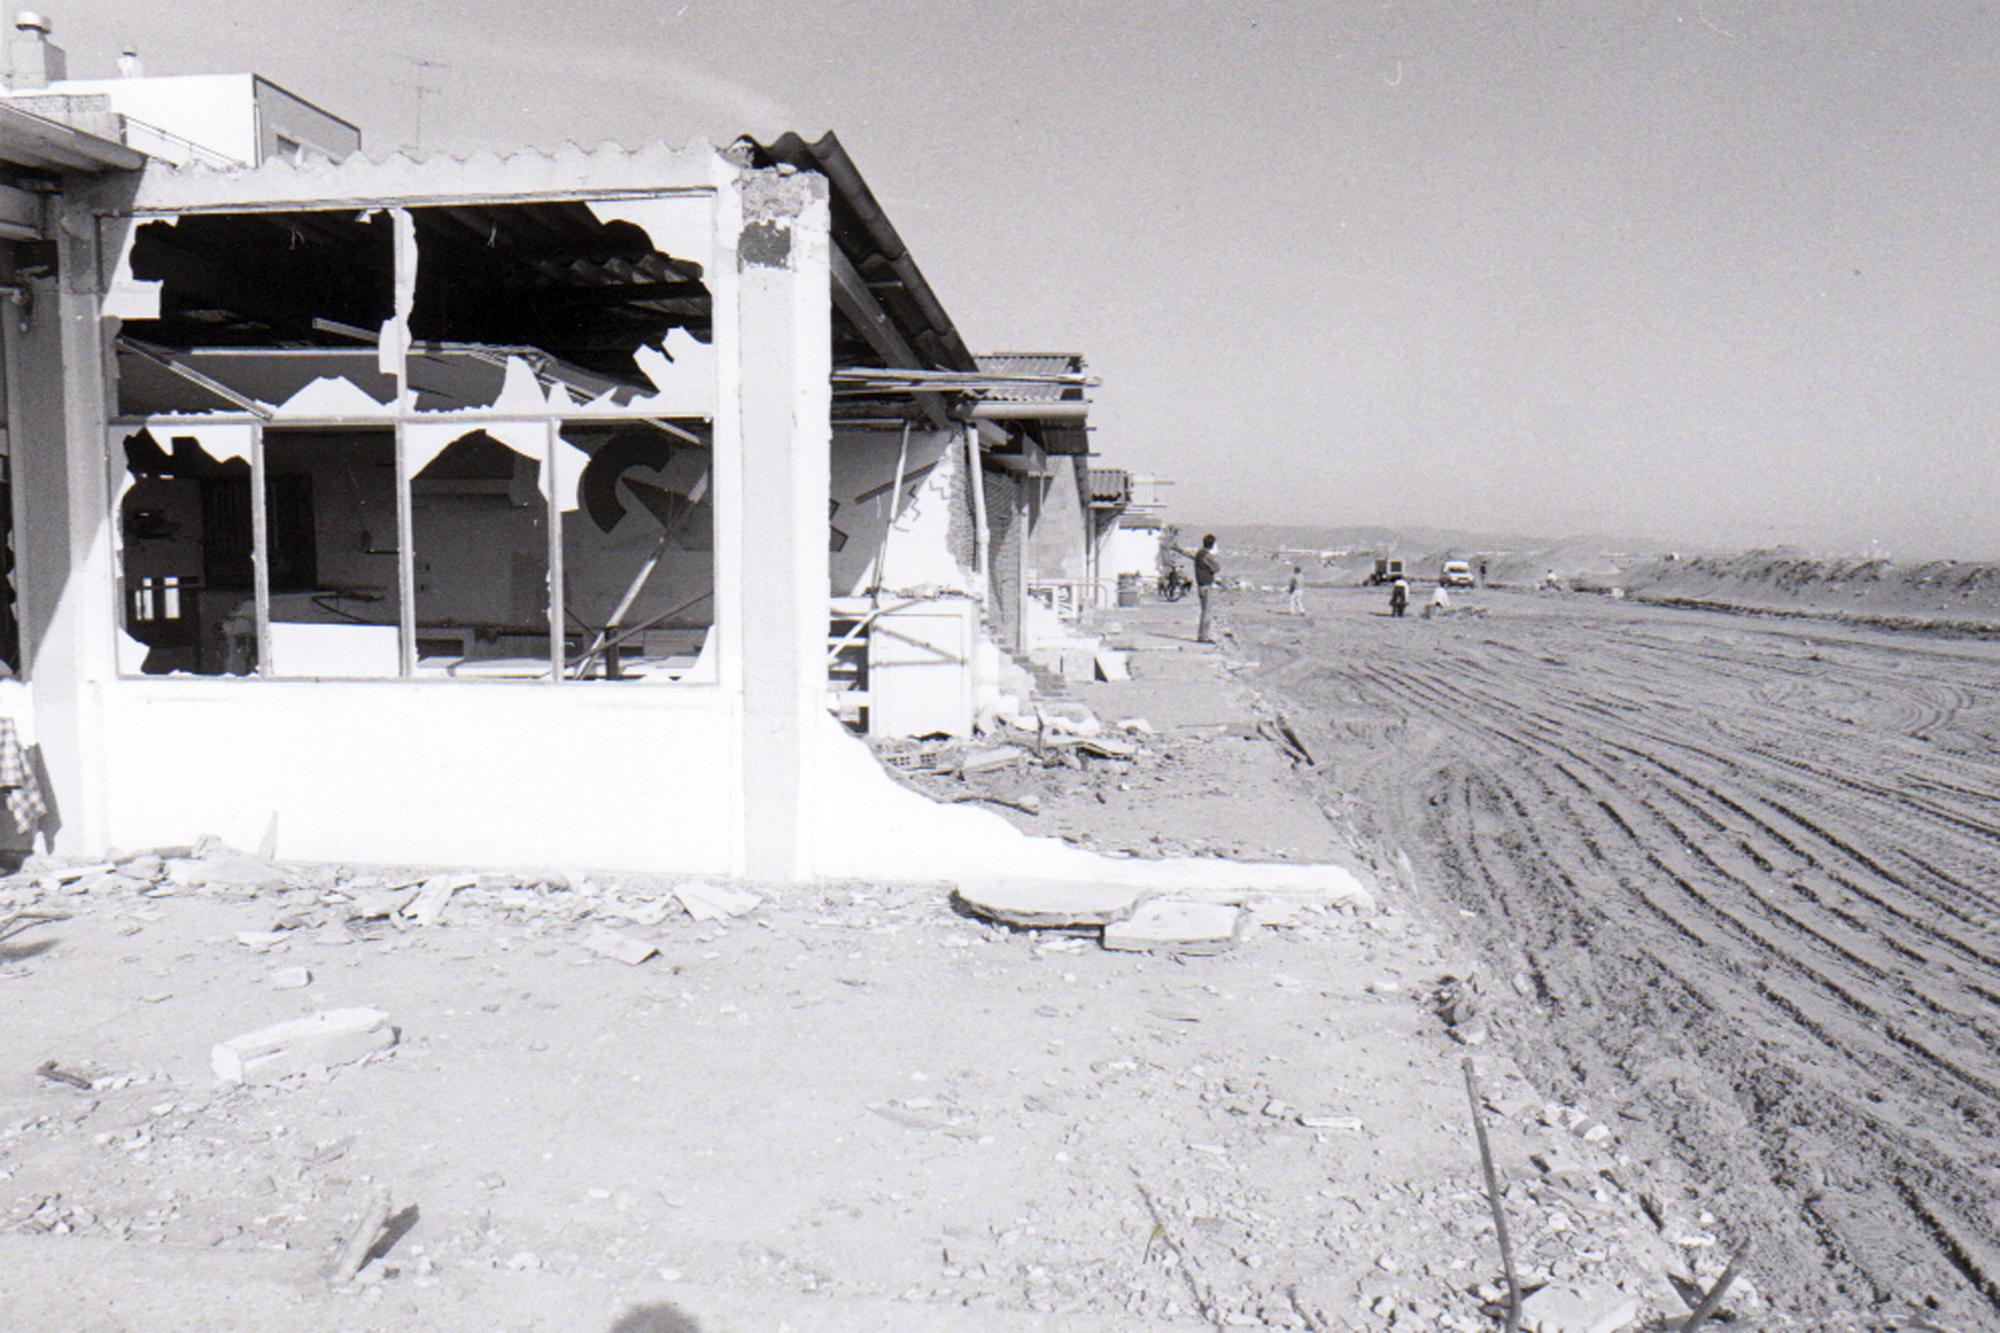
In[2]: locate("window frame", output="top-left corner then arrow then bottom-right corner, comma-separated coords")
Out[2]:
106,193 -> 718,686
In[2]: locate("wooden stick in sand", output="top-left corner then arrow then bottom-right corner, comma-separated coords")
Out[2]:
1462,1057 -> 1522,1333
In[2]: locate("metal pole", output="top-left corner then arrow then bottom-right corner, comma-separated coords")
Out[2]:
249,421 -> 270,676
544,420 -> 564,683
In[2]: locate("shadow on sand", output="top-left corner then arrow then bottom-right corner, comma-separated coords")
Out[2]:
609,1304 -> 703,1332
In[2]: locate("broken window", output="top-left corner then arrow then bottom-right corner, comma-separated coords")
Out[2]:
261,429 -> 401,678
409,426 -> 552,678
116,427 -> 256,675
556,421 -> 714,682
408,202 -> 709,392
112,210 -> 397,418
106,194 -> 719,685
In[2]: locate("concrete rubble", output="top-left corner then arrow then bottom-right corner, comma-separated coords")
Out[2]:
1101,899 -> 1245,954
211,1009 -> 396,1085
1519,1282 -> 1643,1333
672,882 -> 761,922
950,879 -> 1148,928
0,826 -> 1751,1330
583,925 -> 659,966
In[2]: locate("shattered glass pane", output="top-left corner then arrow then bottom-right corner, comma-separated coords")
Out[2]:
112,211 -> 397,418
261,429 -> 402,678
116,427 -> 255,676
556,421 -> 714,683
409,428 -> 552,679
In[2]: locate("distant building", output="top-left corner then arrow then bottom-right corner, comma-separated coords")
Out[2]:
0,12 -> 358,167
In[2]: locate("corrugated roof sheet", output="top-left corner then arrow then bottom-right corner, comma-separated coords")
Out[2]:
1088,467 -> 1131,503
974,353 -> 1085,403
745,131 -> 977,374
124,139 -> 730,212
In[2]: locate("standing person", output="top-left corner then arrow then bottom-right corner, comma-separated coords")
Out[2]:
1286,565 -> 1307,616
1389,575 -> 1409,618
1170,533 -> 1223,643
1478,558 -> 1488,587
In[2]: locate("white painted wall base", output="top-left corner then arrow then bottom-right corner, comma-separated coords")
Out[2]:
811,713 -> 1371,903
93,682 -> 736,872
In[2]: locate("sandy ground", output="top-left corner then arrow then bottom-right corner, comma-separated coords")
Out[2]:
1226,583 -> 2000,1330
0,616 -> 1721,1331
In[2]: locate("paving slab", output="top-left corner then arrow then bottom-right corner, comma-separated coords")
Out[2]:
951,879 -> 1144,927
1101,898 -> 1245,954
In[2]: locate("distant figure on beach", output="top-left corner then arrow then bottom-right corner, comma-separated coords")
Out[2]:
1423,583 -> 1451,619
1543,568 -> 1560,592
1389,576 -> 1409,618
1169,533 -> 1222,642
1286,565 -> 1306,616
1478,559 -> 1488,587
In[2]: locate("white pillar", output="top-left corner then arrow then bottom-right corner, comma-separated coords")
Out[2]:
11,198 -> 121,852
733,169 -> 831,884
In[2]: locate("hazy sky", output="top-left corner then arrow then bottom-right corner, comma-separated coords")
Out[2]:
53,1 -> 2000,556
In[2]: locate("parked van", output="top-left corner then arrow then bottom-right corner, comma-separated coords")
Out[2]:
1440,560 -> 1475,588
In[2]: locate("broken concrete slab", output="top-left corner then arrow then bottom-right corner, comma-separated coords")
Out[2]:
344,883 -> 423,920
402,875 -> 473,927
178,854 -> 291,892
583,925 -> 659,966
954,745 -> 1027,776
1049,734 -> 1138,760
952,879 -> 1150,928
1519,1283 -> 1642,1333
212,1008 -> 395,1085
1101,899 -> 1245,954
269,967 -> 312,990
673,881 -> 760,922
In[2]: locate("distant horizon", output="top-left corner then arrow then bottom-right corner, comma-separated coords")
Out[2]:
1200,517 -> 1999,565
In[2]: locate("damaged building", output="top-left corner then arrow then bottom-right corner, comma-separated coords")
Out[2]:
0,24 -> 1168,883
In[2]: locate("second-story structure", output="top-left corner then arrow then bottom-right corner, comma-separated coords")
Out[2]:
0,12 -> 358,167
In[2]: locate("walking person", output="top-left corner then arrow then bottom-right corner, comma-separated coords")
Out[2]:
1169,533 -> 1223,643
1285,565 -> 1307,616
1389,575 -> 1409,618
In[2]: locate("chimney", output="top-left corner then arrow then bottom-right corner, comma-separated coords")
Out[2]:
117,45 -> 141,78
7,11 -> 66,89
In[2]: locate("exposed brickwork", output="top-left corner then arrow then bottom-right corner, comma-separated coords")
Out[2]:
982,467 -> 1022,647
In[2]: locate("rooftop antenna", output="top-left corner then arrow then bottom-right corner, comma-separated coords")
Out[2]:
408,55 -> 448,151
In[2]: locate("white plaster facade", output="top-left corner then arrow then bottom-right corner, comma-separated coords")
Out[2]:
8,144 -> 833,880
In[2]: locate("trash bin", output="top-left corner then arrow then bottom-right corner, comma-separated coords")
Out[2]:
1116,573 -> 1139,607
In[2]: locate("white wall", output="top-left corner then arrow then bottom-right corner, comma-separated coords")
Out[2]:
51,74 -> 260,164
830,427 -> 974,596
1104,524 -> 1164,579
94,680 -> 735,871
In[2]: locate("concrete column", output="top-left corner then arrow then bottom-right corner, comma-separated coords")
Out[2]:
1013,480 -> 1030,655
733,168 -> 831,884
11,197 -> 121,852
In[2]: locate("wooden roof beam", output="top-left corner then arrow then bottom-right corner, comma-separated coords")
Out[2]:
829,243 -> 948,430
